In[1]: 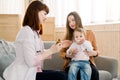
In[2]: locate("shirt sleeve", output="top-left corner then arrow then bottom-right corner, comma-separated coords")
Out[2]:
66,42 -> 76,57
16,27 -> 37,67
83,41 -> 94,52
86,30 -> 99,56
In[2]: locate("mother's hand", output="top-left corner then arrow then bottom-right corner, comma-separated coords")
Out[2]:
61,40 -> 72,48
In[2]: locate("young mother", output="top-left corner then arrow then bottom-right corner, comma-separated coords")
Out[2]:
60,11 -> 99,80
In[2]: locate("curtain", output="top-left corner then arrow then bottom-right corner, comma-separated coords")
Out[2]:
44,0 -> 120,27
0,0 -> 24,14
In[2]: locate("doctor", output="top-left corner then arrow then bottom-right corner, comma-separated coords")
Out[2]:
3,1 -> 67,80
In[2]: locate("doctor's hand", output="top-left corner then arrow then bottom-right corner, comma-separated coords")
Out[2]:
49,43 -> 63,54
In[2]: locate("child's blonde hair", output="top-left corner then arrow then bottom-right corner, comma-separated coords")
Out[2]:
72,28 -> 86,41
74,28 -> 85,36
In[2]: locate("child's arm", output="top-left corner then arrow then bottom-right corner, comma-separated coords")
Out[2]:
83,41 -> 97,56
66,43 -> 78,58
66,48 -> 75,58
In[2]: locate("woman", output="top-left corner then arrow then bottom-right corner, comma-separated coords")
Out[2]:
60,11 -> 99,80
3,1 -> 67,80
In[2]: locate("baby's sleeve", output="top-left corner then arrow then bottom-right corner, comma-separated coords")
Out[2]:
83,41 -> 93,52
66,42 -> 75,57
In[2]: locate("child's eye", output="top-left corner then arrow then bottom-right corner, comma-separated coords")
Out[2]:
80,36 -> 82,37
75,36 -> 78,38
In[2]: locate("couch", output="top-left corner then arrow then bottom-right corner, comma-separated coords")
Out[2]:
118,74 -> 120,80
0,39 -> 119,80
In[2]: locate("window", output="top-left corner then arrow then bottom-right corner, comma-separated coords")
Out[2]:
0,0 -> 24,14
44,0 -> 120,27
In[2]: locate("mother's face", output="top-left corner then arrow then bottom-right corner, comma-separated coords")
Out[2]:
68,15 -> 76,30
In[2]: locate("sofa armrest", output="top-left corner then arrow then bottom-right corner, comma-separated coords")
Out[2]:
94,56 -> 118,78
117,74 -> 120,80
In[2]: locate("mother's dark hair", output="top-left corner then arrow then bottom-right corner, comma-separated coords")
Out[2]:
65,11 -> 83,40
22,0 -> 49,35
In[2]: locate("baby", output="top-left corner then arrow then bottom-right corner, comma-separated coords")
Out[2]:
66,28 -> 96,80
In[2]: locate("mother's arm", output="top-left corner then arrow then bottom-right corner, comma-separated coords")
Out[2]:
60,40 -> 72,59
86,30 -> 99,57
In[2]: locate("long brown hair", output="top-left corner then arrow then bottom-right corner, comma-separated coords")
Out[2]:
22,0 -> 49,35
65,11 -> 83,40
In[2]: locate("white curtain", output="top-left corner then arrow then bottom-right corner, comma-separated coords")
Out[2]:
1,0 -> 120,27
0,0 -> 24,15
44,0 -> 120,27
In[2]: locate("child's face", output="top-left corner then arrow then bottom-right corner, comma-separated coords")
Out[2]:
74,31 -> 85,44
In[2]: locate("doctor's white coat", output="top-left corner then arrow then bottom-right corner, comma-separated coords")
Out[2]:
3,26 -> 44,80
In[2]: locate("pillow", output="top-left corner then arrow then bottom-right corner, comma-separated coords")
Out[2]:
0,52 -> 15,78
0,39 -> 16,78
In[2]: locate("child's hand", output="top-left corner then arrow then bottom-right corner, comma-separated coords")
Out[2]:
69,48 -> 78,57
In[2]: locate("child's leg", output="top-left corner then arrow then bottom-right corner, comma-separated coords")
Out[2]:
80,61 -> 91,80
68,61 -> 80,80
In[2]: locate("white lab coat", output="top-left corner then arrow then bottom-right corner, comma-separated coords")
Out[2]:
3,26 -> 44,80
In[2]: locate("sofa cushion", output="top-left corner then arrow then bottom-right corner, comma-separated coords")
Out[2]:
0,39 -> 15,78
117,74 -> 120,80
0,76 -> 3,80
43,41 -> 65,70
0,54 -> 15,77
95,56 -> 118,78
43,53 -> 64,70
99,70 -> 112,80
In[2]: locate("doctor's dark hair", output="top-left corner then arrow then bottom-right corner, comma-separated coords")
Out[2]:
22,0 -> 49,35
